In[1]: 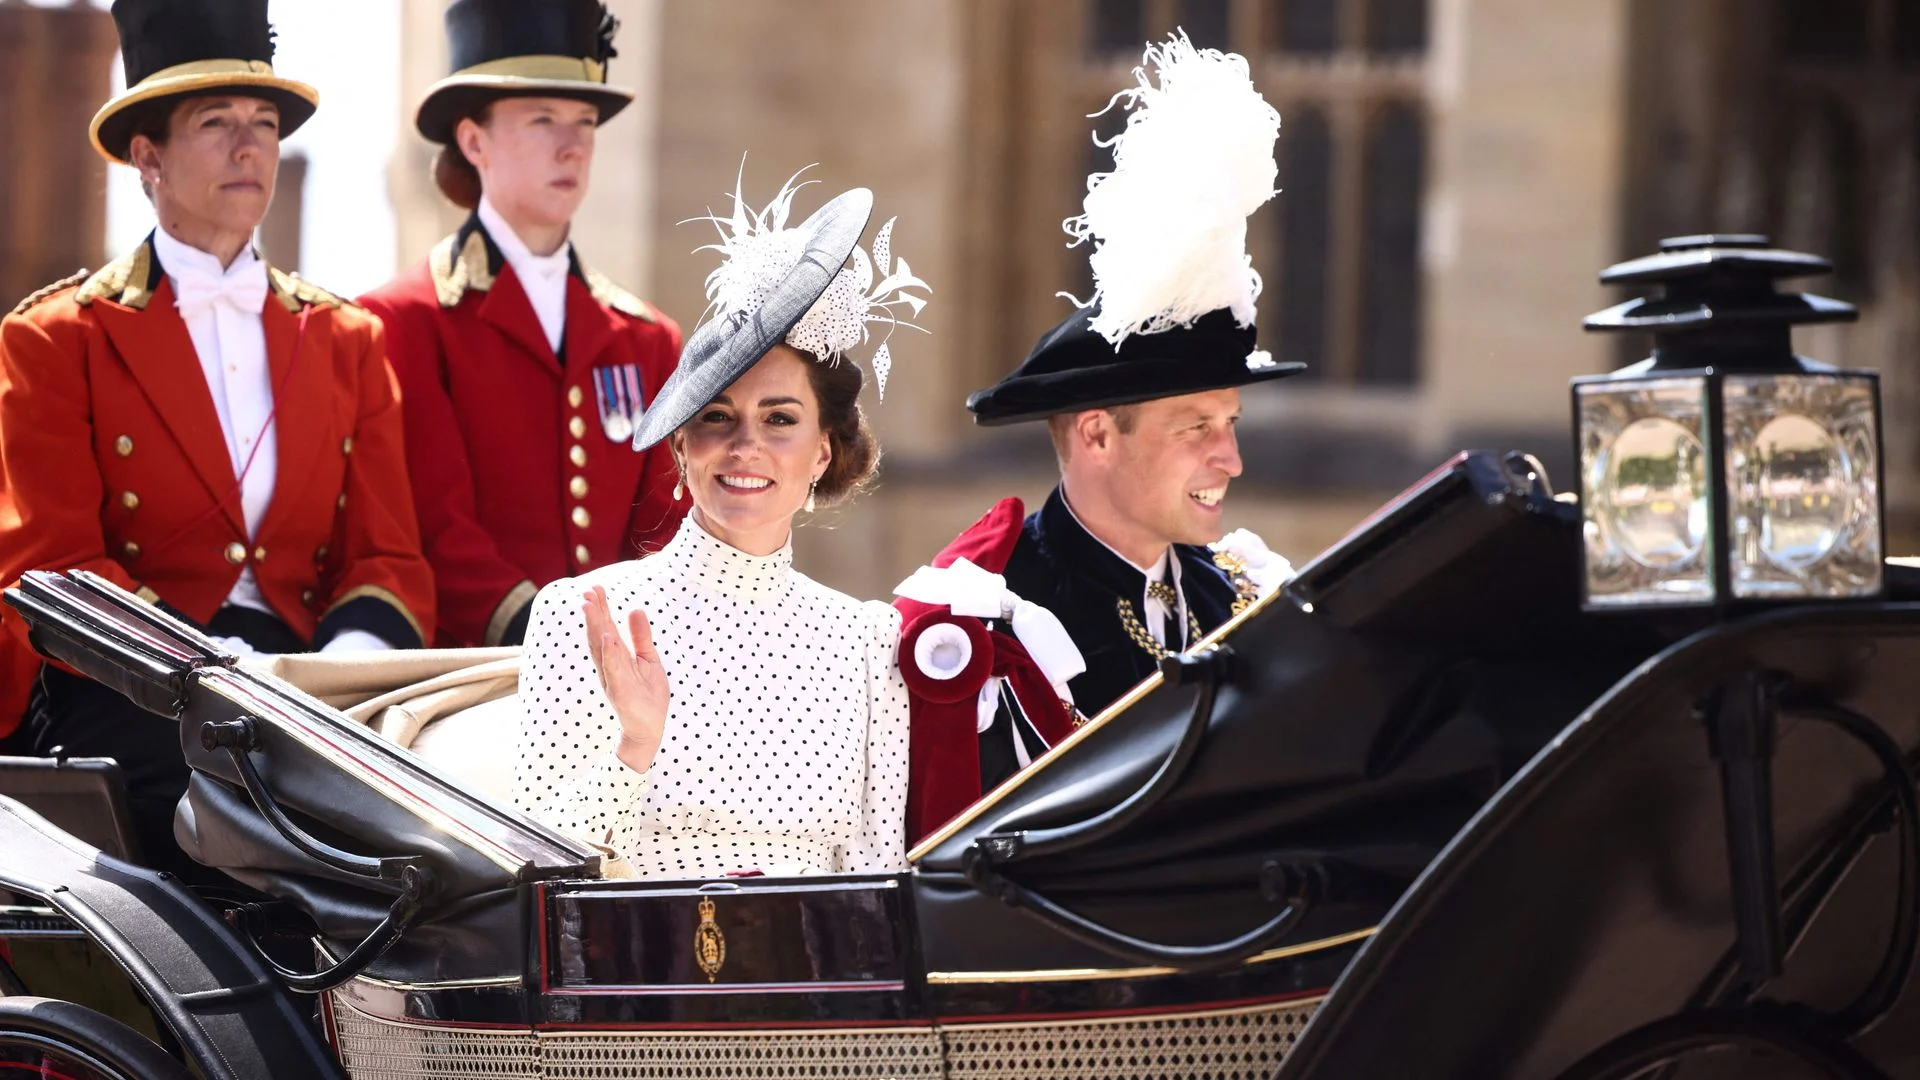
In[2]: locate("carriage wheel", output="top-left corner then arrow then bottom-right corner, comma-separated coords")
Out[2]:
0,997 -> 190,1080
1553,1005 -> 1891,1080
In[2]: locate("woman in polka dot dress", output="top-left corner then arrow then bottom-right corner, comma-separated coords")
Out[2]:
514,174 -> 930,878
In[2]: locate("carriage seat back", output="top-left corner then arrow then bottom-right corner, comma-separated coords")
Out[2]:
0,755 -> 141,862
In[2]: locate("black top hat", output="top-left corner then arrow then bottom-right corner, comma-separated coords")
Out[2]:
415,0 -> 635,145
965,307 -> 1306,426
631,188 -> 875,451
91,0 -> 319,165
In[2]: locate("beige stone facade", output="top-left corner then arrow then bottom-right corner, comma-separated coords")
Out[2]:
385,0 -> 1920,599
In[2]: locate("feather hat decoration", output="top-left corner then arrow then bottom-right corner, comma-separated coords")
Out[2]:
964,29 -> 1304,427
1064,30 -> 1282,347
695,165 -> 931,400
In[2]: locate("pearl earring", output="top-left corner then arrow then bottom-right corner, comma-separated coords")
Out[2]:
672,460 -> 686,502
804,477 -> 818,514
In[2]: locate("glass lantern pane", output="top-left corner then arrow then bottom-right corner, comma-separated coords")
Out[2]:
1577,377 -> 1715,608
1723,373 -> 1882,599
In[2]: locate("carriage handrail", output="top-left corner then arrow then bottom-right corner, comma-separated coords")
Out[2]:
231,862 -> 435,995
957,643 -> 1236,869
200,716 -> 423,884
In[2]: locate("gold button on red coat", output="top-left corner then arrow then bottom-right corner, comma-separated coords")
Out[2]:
121,491 -> 139,511
301,589 -> 315,606
342,436 -> 355,455
121,541 -> 140,559
569,476 -> 588,499
571,507 -> 591,529
314,544 -> 328,562
568,416 -> 586,439
567,385 -> 584,408
569,445 -> 587,468
253,546 -> 267,562
336,492 -> 348,511
574,543 -> 590,565
114,435 -> 133,457
224,542 -> 247,565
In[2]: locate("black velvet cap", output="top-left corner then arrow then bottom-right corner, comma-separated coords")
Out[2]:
965,307 -> 1306,425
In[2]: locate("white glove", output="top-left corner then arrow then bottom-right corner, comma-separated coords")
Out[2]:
1210,528 -> 1296,599
320,630 -> 393,654
212,634 -> 257,657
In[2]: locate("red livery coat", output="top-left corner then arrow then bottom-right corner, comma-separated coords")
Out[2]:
0,239 -> 436,733
359,219 -> 685,647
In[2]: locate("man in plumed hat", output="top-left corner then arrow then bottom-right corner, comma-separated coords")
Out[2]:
0,0 -> 435,877
897,32 -> 1299,842
358,0 -> 685,649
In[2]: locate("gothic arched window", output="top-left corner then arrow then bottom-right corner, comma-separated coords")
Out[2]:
1359,101 -> 1425,384
1277,106 -> 1333,379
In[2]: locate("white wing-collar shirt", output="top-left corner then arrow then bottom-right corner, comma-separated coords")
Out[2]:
153,228 -> 389,654
478,195 -> 571,356
154,227 -> 275,615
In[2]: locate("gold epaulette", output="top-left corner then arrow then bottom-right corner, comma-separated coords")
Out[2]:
268,267 -> 362,314
74,244 -> 155,310
10,268 -> 89,316
583,265 -> 658,323
429,230 -> 493,308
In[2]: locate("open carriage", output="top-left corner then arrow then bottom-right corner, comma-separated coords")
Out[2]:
3,237 -> 1920,1079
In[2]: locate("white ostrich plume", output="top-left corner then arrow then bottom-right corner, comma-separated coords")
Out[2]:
693,164 -> 931,400
1063,30 -> 1281,347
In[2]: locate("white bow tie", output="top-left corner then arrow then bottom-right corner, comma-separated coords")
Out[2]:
173,263 -> 268,321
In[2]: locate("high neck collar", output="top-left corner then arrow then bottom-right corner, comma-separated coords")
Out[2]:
662,511 -> 794,600
478,196 -> 571,279
1038,486 -> 1173,599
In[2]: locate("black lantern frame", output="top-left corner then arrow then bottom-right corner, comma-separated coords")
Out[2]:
1574,235 -> 1884,614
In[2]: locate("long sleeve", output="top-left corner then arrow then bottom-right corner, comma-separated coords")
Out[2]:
839,601 -> 910,873
543,741 -> 654,849
513,576 -> 622,818
312,314 -> 434,649
0,311 -> 141,726
359,291 -> 535,647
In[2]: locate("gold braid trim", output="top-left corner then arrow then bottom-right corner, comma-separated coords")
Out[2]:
485,580 -> 538,648
324,584 -> 427,647
11,269 -> 88,316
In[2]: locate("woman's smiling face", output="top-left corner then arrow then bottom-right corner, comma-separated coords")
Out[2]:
672,346 -> 831,556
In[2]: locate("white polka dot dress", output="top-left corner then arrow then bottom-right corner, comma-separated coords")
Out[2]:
514,513 -> 909,878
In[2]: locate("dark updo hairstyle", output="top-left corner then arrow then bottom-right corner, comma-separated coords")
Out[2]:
800,350 -> 879,506
431,102 -> 495,210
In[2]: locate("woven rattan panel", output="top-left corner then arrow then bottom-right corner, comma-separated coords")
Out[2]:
330,998 -> 540,1079
942,997 -> 1322,1080
542,1029 -> 947,1078
327,992 -> 1319,1079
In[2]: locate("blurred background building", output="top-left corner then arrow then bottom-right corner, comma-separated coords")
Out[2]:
6,0 -> 1919,599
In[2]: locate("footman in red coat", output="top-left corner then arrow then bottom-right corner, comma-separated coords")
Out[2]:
359,0 -> 684,648
0,0 -> 434,879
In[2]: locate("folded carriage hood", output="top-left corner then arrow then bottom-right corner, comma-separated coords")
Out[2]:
5,570 -> 600,982
910,452 -> 1667,974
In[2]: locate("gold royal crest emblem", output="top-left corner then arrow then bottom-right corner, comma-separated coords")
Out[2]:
694,896 -> 726,983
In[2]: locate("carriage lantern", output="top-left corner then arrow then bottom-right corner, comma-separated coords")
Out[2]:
1575,234 -> 1883,612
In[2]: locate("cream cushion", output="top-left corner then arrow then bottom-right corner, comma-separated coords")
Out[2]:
256,648 -> 523,800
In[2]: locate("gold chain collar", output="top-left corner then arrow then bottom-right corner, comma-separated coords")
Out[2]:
1116,596 -> 1204,661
